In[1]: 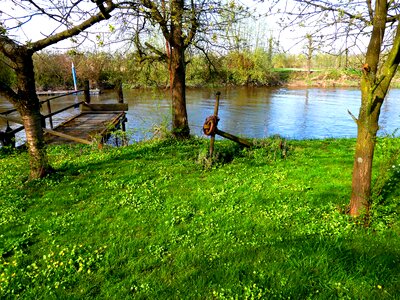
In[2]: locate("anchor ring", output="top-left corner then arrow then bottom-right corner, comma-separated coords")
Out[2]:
203,115 -> 219,136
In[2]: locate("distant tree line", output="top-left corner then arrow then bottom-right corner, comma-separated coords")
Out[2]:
25,49 -> 365,91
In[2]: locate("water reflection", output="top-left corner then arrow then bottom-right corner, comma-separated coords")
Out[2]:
1,86 -> 400,142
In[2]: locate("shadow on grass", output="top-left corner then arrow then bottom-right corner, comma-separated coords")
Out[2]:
376,167 -> 400,204
212,142 -> 244,164
48,138 -> 253,179
171,234 -> 399,299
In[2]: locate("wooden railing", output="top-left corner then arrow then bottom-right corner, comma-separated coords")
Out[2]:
0,81 -> 91,146
41,90 -> 85,129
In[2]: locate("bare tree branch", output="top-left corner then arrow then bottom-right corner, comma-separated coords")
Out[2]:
366,0 -> 374,21
29,1 -> 115,52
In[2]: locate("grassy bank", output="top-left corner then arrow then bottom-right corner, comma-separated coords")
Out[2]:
274,68 -> 400,88
272,68 -> 362,88
1,137 -> 399,299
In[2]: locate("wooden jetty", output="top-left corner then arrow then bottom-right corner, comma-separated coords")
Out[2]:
37,89 -> 101,96
0,83 -> 128,147
44,103 -> 128,145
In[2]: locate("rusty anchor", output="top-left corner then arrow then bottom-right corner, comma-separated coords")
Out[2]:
203,92 -> 252,157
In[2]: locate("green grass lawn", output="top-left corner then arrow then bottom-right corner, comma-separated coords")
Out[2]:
1,137 -> 399,299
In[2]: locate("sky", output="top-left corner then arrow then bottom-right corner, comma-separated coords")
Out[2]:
1,0 -> 366,55
2,0 -> 110,50
1,0 -> 304,52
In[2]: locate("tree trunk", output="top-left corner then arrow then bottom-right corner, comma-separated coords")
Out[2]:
21,110 -> 50,179
15,53 -> 52,179
350,75 -> 387,216
349,0 -> 388,216
168,0 -> 190,138
169,46 -> 189,138
306,34 -> 313,75
349,94 -> 380,216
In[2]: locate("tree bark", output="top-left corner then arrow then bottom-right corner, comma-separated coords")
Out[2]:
22,111 -> 50,179
349,92 -> 381,216
306,34 -> 313,75
168,0 -> 190,138
169,45 -> 189,138
15,51 -> 52,179
349,0 -> 394,216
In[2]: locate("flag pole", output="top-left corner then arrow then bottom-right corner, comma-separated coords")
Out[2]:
71,62 -> 78,91
72,62 -> 79,109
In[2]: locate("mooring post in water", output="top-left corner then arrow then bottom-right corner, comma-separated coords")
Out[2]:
209,91 -> 221,157
116,79 -> 124,103
84,80 -> 91,104
46,100 -> 54,129
122,114 -> 128,146
115,114 -> 128,147
41,114 -> 46,129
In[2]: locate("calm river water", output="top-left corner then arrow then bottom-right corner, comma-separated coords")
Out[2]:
1,86 -> 400,142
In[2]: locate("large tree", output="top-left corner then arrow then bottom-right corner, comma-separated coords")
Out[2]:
0,0 -> 116,179
276,0 -> 400,216
115,0 -> 249,138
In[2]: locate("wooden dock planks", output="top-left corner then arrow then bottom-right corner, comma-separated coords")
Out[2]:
44,111 -> 125,145
1,99 -> 128,146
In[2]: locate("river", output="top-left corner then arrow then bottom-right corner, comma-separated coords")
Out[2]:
1,86 -> 400,143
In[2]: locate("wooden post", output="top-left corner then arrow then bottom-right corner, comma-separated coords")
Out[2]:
84,80 -> 91,103
41,114 -> 46,129
122,115 -> 128,146
116,79 -> 124,103
209,91 -> 221,158
215,128 -> 252,148
203,91 -> 253,153
46,100 -> 53,129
